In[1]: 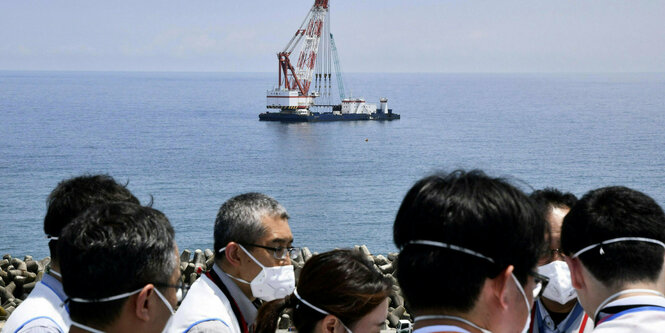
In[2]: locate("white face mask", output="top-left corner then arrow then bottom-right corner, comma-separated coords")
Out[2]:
228,244 -> 296,302
537,261 -> 577,305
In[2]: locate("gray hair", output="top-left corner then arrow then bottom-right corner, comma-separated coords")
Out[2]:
214,193 -> 289,254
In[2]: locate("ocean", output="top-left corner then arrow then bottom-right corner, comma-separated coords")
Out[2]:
1,71 -> 664,259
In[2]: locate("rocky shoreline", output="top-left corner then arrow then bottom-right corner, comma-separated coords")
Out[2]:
1,245 -> 411,331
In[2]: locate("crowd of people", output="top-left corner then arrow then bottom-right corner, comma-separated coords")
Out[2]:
3,170 -> 665,333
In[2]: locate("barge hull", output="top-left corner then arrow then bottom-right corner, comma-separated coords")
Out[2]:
259,110 -> 400,122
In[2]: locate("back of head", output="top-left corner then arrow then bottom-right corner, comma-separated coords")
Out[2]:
255,249 -> 393,333
213,192 -> 289,255
44,174 -> 139,260
561,186 -> 665,288
393,170 -> 546,313
530,187 -> 578,217
58,202 -> 176,328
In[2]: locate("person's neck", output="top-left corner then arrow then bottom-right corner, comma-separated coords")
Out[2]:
218,261 -> 255,301
49,260 -> 62,282
541,297 -> 577,314
592,282 -> 664,315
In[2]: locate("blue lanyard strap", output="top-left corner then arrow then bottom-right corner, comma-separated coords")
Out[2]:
597,306 -> 665,325
535,302 -> 584,333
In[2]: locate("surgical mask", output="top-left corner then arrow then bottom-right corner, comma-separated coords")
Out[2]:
537,261 -> 577,305
226,244 -> 295,302
511,274 -> 531,333
294,288 -> 353,333
69,287 -> 175,333
572,237 -> 665,258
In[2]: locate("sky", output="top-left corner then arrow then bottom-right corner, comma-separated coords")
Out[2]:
1,0 -> 664,73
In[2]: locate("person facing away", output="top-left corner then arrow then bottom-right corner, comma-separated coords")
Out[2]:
167,193 -> 297,333
393,170 -> 549,333
254,249 -> 393,333
561,186 -> 665,332
58,202 -> 181,333
2,174 -> 140,333
528,188 -> 593,333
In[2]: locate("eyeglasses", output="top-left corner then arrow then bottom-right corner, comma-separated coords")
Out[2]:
540,248 -> 567,262
154,281 -> 190,303
529,271 -> 550,300
242,243 -> 300,260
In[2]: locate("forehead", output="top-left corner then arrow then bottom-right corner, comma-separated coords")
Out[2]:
258,215 -> 292,244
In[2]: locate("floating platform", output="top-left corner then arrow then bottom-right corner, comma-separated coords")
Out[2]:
259,110 -> 400,122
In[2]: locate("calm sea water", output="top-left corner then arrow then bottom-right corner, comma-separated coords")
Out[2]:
1,71 -> 664,259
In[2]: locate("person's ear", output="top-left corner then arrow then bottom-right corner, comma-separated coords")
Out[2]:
135,284 -> 154,322
565,257 -> 585,290
225,242 -> 243,267
321,314 -> 338,333
492,265 -> 514,310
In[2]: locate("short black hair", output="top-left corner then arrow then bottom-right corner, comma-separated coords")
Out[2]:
58,202 -> 176,328
44,174 -> 139,261
393,170 -> 546,313
561,186 -> 665,288
530,188 -> 577,219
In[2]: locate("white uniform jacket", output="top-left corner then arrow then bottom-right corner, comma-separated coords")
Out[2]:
1,275 -> 70,333
593,295 -> 665,332
528,300 -> 593,333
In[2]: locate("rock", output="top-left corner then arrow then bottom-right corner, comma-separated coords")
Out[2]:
0,259 -> 9,270
23,255 -> 33,262
0,286 -> 12,304
0,304 -> 7,317
2,254 -> 10,261
387,252 -> 398,262
11,258 -> 26,272
204,249 -> 214,260
180,249 -> 191,263
379,263 -> 394,274
26,260 -> 39,273
390,293 -> 404,308
392,305 -> 406,319
39,257 -> 51,271
24,272 -> 37,284
359,245 -> 371,258
193,249 -> 205,265
381,320 -> 389,330
205,257 -> 214,271
183,263 -> 195,277
301,247 -> 312,262
387,312 -> 400,327
5,282 -> 16,296
14,275 -> 26,287
374,254 -> 389,266
189,273 -> 198,285
23,281 -> 36,293
179,262 -> 188,273
278,314 -> 291,329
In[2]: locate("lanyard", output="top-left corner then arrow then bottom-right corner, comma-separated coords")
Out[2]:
530,303 -> 589,333
205,270 -> 249,333
596,305 -> 665,326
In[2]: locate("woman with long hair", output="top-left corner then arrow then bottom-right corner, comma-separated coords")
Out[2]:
255,249 -> 393,333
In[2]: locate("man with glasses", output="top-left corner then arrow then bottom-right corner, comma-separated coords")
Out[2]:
58,202 -> 180,333
562,186 -> 665,332
393,170 -> 548,333
528,188 -> 593,333
168,193 -> 297,333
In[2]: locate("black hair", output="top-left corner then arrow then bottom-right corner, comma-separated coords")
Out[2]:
530,187 -> 578,218
393,170 -> 546,313
44,174 -> 139,261
561,186 -> 665,287
58,202 -> 176,328
255,249 -> 392,333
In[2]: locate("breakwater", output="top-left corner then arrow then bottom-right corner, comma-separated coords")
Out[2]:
1,246 -> 411,331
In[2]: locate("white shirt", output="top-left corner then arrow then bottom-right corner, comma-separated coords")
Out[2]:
414,325 -> 471,333
1,274 -> 70,333
593,295 -> 665,333
166,265 -> 257,333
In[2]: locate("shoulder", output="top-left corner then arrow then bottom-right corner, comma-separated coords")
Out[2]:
185,320 -> 233,333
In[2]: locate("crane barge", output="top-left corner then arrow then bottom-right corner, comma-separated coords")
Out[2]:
259,0 -> 399,122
